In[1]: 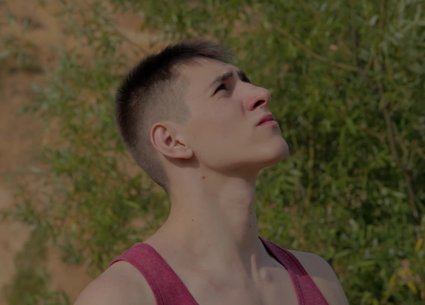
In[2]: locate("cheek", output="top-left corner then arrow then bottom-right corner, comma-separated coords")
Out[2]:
189,113 -> 245,155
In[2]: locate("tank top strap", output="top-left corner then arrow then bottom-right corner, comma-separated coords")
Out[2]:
110,243 -> 199,305
260,237 -> 329,305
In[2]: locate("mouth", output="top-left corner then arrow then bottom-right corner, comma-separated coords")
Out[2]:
256,113 -> 277,126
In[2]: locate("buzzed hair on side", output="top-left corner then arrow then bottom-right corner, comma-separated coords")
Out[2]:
115,40 -> 232,193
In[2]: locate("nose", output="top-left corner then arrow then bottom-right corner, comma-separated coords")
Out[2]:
245,85 -> 271,111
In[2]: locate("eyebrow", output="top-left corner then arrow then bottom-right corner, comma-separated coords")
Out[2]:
208,69 -> 250,91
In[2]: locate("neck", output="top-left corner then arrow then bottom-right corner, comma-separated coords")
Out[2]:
148,171 -> 267,273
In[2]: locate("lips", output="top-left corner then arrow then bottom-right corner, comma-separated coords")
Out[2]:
256,113 -> 275,126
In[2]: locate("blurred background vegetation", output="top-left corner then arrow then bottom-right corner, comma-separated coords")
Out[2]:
2,0 -> 424,304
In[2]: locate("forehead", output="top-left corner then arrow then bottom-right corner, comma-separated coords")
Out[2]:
177,58 -> 238,92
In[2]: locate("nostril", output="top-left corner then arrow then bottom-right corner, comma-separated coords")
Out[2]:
253,99 -> 265,109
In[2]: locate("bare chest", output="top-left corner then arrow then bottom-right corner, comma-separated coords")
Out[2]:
184,266 -> 299,305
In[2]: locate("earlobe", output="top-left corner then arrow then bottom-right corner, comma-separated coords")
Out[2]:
151,122 -> 193,160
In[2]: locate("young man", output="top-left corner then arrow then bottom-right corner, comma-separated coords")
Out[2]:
74,41 -> 349,305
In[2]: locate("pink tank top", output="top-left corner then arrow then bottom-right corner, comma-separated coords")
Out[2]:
110,238 -> 330,305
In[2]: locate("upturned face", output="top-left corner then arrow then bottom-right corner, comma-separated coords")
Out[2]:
177,58 -> 289,176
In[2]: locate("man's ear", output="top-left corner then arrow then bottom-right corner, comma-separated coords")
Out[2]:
150,121 -> 193,160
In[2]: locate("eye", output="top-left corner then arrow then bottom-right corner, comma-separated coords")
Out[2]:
213,83 -> 227,95
240,73 -> 251,83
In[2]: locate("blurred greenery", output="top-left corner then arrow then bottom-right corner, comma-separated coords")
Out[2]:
4,228 -> 70,305
4,0 -> 424,304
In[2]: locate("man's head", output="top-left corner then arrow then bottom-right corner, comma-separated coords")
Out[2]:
116,41 -> 289,193
116,41 -> 232,191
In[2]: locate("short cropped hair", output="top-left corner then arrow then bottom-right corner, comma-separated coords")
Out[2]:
116,40 -> 232,192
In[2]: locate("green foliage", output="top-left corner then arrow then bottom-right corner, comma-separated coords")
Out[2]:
19,49 -> 168,271
0,7 -> 42,74
15,1 -> 169,273
12,0 -> 424,304
4,228 -> 69,305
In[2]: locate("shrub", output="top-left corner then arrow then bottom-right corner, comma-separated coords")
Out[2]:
11,0 -> 424,304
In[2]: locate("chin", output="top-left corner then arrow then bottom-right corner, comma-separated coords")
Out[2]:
270,137 -> 290,157
261,140 -> 290,166
279,140 -> 290,160
265,151 -> 288,166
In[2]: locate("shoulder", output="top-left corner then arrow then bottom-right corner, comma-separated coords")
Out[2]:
73,261 -> 156,305
288,250 -> 349,305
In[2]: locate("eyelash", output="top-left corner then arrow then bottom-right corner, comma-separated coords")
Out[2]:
214,83 -> 227,94
213,75 -> 250,96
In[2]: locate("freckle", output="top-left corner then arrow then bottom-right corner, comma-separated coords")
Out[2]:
201,176 -> 206,180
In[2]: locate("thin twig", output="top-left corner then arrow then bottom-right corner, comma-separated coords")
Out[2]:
381,105 -> 418,220
276,27 -> 361,72
376,0 -> 419,222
